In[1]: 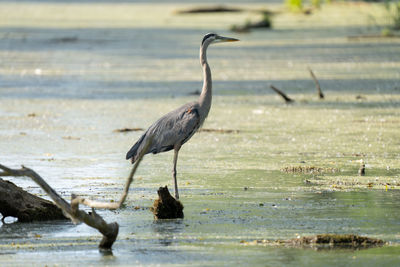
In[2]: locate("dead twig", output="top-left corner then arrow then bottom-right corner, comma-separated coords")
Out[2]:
0,137 -> 152,249
308,67 -> 324,99
358,160 -> 365,176
269,85 -> 294,103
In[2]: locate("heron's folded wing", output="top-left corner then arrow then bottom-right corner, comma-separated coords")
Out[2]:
150,104 -> 200,152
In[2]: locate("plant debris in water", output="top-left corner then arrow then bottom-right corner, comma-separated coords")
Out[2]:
113,127 -> 144,133
231,12 -> 272,33
241,234 -> 385,249
281,166 -> 337,174
199,128 -> 240,134
176,6 -> 242,14
50,36 -> 79,43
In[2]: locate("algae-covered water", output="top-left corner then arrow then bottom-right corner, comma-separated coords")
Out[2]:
1,1 -> 400,266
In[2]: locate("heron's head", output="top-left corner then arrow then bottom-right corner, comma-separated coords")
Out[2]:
201,33 -> 239,47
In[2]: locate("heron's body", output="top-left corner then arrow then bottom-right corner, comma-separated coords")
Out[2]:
126,101 -> 201,162
126,33 -> 238,199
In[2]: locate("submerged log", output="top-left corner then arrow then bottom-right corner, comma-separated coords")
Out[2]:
151,186 -> 184,219
0,178 -> 67,222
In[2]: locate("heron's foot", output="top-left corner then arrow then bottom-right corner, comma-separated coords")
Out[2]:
175,192 -> 180,200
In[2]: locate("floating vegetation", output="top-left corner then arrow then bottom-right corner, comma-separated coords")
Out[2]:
305,175 -> 400,191
291,234 -> 384,248
281,166 -> 337,174
62,136 -> 81,140
50,36 -> 79,43
241,234 -> 385,249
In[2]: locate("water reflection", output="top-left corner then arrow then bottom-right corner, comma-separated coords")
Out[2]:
1,216 -> 18,224
151,219 -> 184,246
99,248 -> 116,263
0,220 -> 73,240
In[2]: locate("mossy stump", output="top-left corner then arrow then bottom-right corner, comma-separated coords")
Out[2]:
151,186 -> 184,219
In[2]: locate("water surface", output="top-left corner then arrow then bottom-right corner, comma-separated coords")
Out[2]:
1,1 -> 400,266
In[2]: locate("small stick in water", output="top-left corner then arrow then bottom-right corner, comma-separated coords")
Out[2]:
308,67 -> 324,99
358,160 -> 365,176
270,85 -> 294,103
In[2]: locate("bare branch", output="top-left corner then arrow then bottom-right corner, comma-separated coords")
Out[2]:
269,85 -> 294,103
308,67 -> 324,99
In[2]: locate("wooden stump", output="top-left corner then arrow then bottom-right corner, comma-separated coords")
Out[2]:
151,186 -> 184,219
0,178 -> 67,222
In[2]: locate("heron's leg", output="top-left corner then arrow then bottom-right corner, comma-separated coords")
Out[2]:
172,145 -> 181,199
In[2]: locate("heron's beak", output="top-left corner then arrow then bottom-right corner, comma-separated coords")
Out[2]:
216,36 -> 240,43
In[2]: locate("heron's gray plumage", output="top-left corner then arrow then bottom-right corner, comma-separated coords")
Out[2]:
126,33 -> 238,199
126,102 -> 201,162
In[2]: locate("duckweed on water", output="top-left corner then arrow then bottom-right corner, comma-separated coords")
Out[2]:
281,166 -> 338,174
241,234 -> 385,249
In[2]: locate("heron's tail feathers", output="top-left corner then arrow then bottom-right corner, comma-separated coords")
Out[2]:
126,134 -> 146,163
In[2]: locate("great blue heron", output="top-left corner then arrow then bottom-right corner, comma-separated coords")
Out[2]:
126,33 -> 239,199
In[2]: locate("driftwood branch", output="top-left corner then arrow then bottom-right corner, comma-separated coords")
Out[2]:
0,137 -> 152,249
308,67 -> 324,99
270,85 -> 294,103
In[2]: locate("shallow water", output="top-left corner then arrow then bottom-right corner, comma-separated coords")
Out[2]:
1,1 -> 400,266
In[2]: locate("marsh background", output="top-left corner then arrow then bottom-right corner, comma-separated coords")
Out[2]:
0,0 -> 400,266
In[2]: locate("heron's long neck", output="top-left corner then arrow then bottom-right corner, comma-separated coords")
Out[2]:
198,44 -> 212,120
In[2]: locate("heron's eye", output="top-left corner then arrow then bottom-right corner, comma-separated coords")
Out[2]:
202,33 -> 216,45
